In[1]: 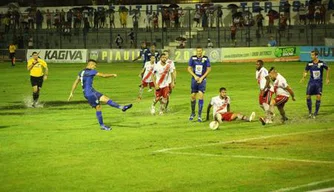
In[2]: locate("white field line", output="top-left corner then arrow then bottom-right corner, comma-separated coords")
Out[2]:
162,151 -> 334,164
154,128 -> 334,153
307,187 -> 334,192
271,179 -> 334,192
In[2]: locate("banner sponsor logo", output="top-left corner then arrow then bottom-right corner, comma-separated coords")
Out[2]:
300,46 -> 334,62
26,49 -> 87,63
274,47 -> 298,57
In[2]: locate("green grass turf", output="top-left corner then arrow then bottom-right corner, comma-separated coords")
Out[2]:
0,61 -> 333,192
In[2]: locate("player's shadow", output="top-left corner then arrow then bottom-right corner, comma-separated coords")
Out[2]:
0,112 -> 25,116
1,100 -> 87,111
0,125 -> 12,129
43,100 -> 87,107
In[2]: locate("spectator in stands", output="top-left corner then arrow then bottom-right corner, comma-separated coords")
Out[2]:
66,9 -> 73,28
320,4 -> 326,24
28,11 -> 35,29
83,17 -> 90,36
256,11 -> 264,36
315,6 -> 321,24
178,8 -> 185,28
35,10 -> 43,30
152,12 -> 159,31
299,3 -> 307,25
283,1 -> 291,26
119,9 -> 128,28
308,3 -> 315,24
93,11 -> 99,29
230,24 -> 237,46
115,34 -> 123,49
46,9 -> 52,29
279,14 -> 287,37
109,10 -> 115,28
266,10 -> 275,34
63,23 -> 72,42
207,38 -> 213,48
193,9 -> 201,27
267,36 -> 277,47
60,9 -> 66,24
144,11 -> 152,31
128,29 -> 135,48
100,9 -> 106,28
28,36 -> 33,49
162,8 -> 170,28
3,14 -> 10,33
217,7 -> 223,27
132,12 -> 139,29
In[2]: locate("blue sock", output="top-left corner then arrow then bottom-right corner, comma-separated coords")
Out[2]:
107,100 -> 121,109
191,100 -> 196,114
198,99 -> 204,117
306,98 -> 312,114
96,111 -> 103,126
315,100 -> 321,115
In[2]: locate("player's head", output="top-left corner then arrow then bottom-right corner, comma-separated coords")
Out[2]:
256,60 -> 264,70
196,46 -> 203,57
141,41 -> 146,48
87,59 -> 97,69
219,87 -> 227,97
149,55 -> 155,63
150,44 -> 156,51
163,50 -> 169,59
311,50 -> 319,61
160,53 -> 167,64
268,67 -> 277,80
31,52 -> 39,60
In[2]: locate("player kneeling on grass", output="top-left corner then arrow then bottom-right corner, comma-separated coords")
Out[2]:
68,59 -> 132,131
260,67 -> 295,125
150,53 -> 175,115
138,55 -> 156,100
206,87 -> 256,126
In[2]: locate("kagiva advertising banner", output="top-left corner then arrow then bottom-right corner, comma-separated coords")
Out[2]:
26,49 -> 87,63
221,47 -> 300,62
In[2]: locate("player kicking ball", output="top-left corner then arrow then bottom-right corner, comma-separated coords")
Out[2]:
68,59 -> 132,131
206,87 -> 256,127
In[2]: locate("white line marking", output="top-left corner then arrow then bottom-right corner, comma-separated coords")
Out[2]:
162,151 -> 334,164
271,179 -> 334,192
154,128 -> 334,153
307,187 -> 334,192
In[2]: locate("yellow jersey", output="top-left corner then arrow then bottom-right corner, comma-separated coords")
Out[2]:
9,45 -> 16,53
27,58 -> 48,77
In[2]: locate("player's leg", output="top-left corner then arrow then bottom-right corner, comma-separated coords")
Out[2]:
95,105 -> 111,131
197,80 -> 207,122
151,88 -> 161,115
189,79 -> 197,120
138,82 -> 146,100
306,83 -> 314,117
231,112 -> 255,122
275,96 -> 289,121
314,84 -> 323,117
100,94 -> 132,112
158,87 -> 169,115
215,113 -> 223,124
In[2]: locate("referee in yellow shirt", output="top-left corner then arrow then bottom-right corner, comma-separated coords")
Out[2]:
8,43 -> 16,66
27,52 -> 49,107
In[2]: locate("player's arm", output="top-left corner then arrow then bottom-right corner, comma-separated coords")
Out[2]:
96,72 -> 117,78
139,67 -> 145,78
199,66 -> 211,82
227,104 -> 230,112
300,70 -> 308,83
187,66 -> 199,81
206,103 -> 212,121
285,86 -> 295,101
68,76 -> 80,101
151,72 -> 159,90
325,67 -> 330,84
27,59 -> 37,71
41,60 -> 49,80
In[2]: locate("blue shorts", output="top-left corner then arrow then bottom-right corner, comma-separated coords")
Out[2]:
191,78 -> 206,93
84,91 -> 103,107
306,82 -> 322,95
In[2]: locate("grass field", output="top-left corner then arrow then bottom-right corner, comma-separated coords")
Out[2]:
0,61 -> 333,192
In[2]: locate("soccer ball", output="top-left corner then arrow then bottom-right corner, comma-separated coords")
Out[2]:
209,121 -> 219,130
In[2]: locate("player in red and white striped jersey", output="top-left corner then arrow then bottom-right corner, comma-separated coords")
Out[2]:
138,55 -> 156,100
206,87 -> 255,125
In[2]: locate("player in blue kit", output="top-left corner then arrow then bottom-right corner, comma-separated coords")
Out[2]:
300,50 -> 330,118
133,41 -> 150,67
68,59 -> 133,131
187,47 -> 211,122
146,44 -> 160,62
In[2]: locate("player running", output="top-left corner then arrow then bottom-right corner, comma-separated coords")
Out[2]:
206,87 -> 256,124
68,59 -> 132,131
150,53 -> 175,115
188,46 -> 211,122
300,50 -> 330,118
138,55 -> 156,100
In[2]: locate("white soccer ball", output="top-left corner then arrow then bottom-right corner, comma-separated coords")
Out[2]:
209,121 -> 220,130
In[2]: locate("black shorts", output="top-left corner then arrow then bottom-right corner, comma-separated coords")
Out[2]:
9,53 -> 15,59
30,76 -> 44,88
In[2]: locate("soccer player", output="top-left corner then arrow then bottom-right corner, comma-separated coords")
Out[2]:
266,67 -> 295,124
133,41 -> 149,67
300,50 -> 330,118
27,52 -> 48,107
188,46 -> 211,122
146,44 -> 160,62
8,42 -> 16,66
206,87 -> 256,124
256,60 -> 274,124
138,55 -> 156,100
68,59 -> 133,131
150,53 -> 175,115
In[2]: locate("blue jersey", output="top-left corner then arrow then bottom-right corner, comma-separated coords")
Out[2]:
140,48 -> 150,63
305,60 -> 328,83
146,50 -> 160,62
188,55 -> 211,78
79,69 -> 98,96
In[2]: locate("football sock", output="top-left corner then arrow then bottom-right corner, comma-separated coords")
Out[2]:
96,111 -> 104,125
315,100 -> 321,115
138,87 -> 143,98
33,92 -> 39,102
107,100 -> 121,109
307,98 -> 312,114
191,100 -> 196,114
237,114 -> 247,121
198,99 -> 204,116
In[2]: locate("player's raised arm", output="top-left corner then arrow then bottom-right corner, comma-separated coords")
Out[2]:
68,77 -> 80,101
206,103 -> 212,121
96,72 -> 117,78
